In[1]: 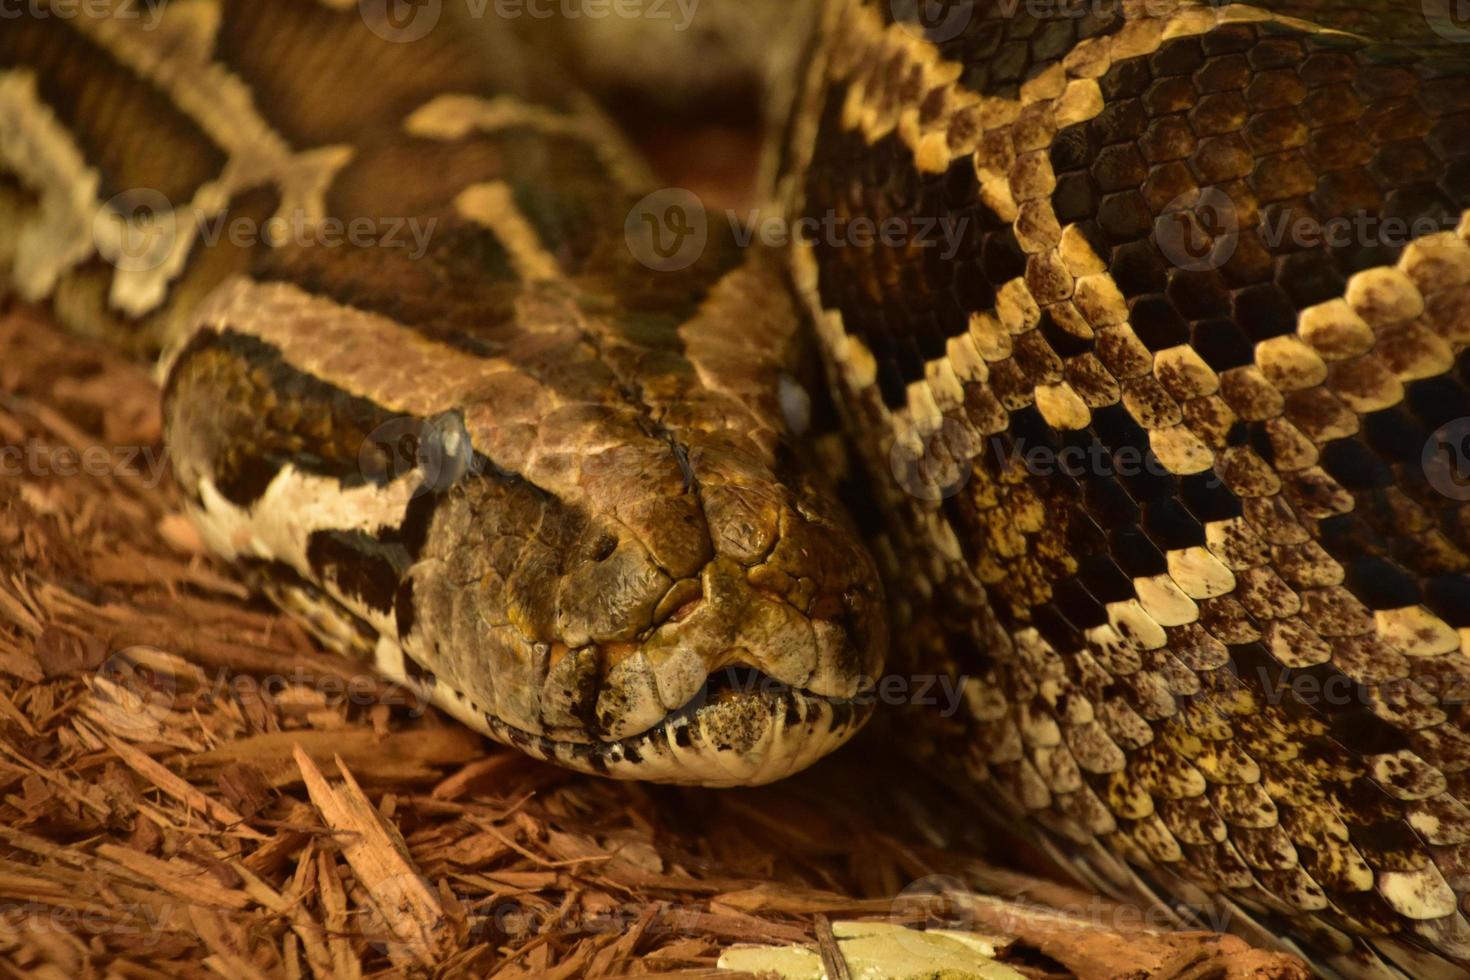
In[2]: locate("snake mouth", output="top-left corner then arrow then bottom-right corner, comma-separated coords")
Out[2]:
472,664 -> 876,787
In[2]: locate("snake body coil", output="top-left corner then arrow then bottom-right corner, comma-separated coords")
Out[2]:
4,1 -> 1470,974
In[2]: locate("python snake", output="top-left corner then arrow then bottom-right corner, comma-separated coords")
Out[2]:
5,0 -> 1470,975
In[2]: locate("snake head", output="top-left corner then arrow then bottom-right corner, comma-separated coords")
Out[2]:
362,257 -> 892,786
166,262 -> 884,789
330,254 -> 892,786
398,424 -> 889,786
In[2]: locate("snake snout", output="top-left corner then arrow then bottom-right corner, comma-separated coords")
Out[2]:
513,485 -> 888,784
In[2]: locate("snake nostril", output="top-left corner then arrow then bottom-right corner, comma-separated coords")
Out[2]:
590,534 -> 618,563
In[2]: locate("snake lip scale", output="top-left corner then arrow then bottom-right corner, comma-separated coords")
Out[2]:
477,665 -> 875,787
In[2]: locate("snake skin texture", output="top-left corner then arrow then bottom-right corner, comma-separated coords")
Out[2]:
7,0 -> 1470,974
788,0 -> 1470,975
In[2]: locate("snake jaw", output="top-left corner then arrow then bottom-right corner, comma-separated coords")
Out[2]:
470,679 -> 874,788
415,549 -> 881,786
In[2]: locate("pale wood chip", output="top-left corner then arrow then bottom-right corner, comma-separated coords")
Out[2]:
293,746 -> 447,966
314,850 -> 363,980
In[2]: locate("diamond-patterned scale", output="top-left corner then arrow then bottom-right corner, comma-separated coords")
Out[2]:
797,0 -> 1470,972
